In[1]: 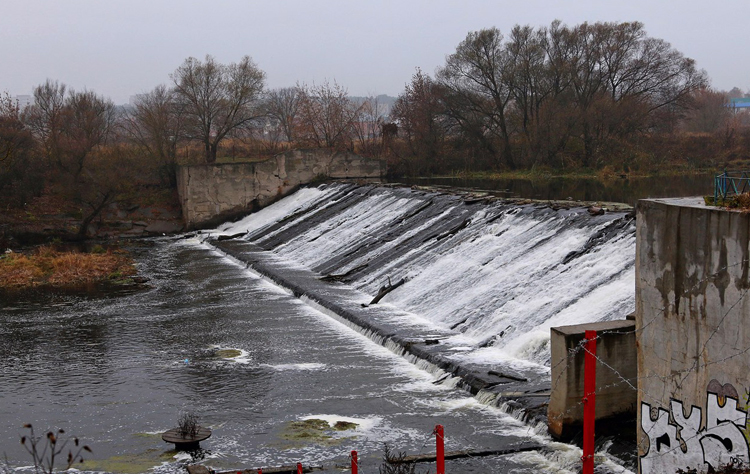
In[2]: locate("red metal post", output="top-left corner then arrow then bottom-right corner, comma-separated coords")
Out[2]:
351,450 -> 358,474
582,330 -> 597,474
297,463 -> 303,474
435,424 -> 445,474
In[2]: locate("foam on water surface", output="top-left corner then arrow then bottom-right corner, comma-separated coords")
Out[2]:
217,186 -> 331,236
300,414 -> 381,432
233,183 -> 636,370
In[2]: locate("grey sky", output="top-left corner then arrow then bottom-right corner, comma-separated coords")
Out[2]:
2,0 -> 748,104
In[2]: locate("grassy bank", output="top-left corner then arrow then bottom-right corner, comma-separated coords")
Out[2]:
0,246 -> 137,290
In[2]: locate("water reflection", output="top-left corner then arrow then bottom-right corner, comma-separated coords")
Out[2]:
403,173 -> 714,205
0,241 -> 545,474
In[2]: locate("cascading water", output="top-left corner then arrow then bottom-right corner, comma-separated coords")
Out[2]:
0,182 -> 639,474
217,183 -> 636,373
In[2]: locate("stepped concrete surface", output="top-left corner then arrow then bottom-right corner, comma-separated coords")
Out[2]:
210,239 -> 551,421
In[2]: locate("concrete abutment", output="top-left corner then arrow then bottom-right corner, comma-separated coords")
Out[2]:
549,196 -> 750,474
177,149 -> 385,229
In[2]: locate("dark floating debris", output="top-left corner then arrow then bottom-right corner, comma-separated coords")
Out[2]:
216,232 -> 247,241
488,370 -> 528,382
369,277 -> 407,305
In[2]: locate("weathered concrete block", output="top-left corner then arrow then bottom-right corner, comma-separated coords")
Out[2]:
549,319 -> 637,441
637,197 -> 750,474
177,149 -> 385,229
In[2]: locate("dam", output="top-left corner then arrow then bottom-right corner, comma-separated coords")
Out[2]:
209,182 -> 635,370
0,182 -> 639,473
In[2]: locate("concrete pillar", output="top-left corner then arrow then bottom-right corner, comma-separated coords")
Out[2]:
549,319 -> 637,441
636,197 -> 750,474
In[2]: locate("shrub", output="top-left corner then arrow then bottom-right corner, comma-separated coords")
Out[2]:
178,412 -> 199,438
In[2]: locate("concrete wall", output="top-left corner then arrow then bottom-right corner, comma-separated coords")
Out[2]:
548,319 -> 637,441
177,149 -> 385,229
636,197 -> 750,474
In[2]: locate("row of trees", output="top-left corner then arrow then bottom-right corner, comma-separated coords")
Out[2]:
390,21 -> 712,174
2,20 -> 749,236
128,56 -> 388,165
0,55 -> 389,235
1,84 -> 138,235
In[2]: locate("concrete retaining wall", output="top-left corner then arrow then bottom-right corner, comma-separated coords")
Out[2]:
177,149 -> 385,229
636,197 -> 750,474
548,319 -> 637,441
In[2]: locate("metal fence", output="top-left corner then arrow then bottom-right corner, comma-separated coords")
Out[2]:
714,171 -> 750,204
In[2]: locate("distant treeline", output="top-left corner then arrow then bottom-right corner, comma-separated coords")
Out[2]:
2,20 -> 750,236
389,21 -> 750,176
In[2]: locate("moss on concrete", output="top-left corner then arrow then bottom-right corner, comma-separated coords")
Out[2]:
215,348 -> 243,359
274,418 -> 358,449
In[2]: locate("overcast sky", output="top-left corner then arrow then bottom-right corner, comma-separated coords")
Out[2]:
2,0 -> 748,104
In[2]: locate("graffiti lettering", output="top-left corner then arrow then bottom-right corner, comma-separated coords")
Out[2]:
640,383 -> 749,474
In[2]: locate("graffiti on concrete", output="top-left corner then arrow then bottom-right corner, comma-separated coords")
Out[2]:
640,380 -> 749,473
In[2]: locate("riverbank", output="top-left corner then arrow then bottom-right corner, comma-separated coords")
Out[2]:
0,186 -> 184,249
0,245 -> 142,294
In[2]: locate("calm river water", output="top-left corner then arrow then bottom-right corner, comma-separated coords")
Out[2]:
403,173 -> 714,205
0,240 -> 608,474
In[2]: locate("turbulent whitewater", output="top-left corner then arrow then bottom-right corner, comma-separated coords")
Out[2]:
216,183 -> 636,371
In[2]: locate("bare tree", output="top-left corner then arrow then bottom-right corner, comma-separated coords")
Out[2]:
391,69 -> 448,174
437,27 -> 517,169
26,83 -> 116,178
0,93 -> 41,206
263,87 -> 302,144
24,80 -> 66,168
60,90 -> 117,177
24,82 -> 121,236
123,84 -> 186,187
0,94 -> 31,168
350,96 -> 388,156
70,146 -> 137,237
503,25 -> 553,164
171,55 -> 265,163
560,21 -> 706,163
297,80 -> 360,149
433,21 -> 707,170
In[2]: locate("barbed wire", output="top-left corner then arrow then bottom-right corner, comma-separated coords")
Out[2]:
197,199 -> 750,473
485,254 -> 750,473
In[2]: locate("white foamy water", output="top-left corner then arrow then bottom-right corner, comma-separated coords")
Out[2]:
231,184 -> 635,369
217,186 -> 332,236
262,363 -> 328,371
300,414 -> 381,432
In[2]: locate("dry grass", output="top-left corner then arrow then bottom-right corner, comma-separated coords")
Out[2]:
706,192 -> 750,210
0,246 -> 136,289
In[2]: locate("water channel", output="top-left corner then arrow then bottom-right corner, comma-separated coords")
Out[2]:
0,172 -> 700,473
402,173 -> 714,206
1,239 -> 623,474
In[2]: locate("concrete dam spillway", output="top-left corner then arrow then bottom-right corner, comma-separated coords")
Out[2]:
0,181 -> 642,474
205,183 -> 637,409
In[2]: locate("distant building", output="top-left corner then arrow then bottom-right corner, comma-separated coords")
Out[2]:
15,95 -> 32,109
729,97 -> 750,109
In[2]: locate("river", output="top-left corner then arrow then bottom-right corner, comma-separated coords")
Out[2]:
0,180 -> 651,474
0,238 -> 631,474
402,173 -> 714,206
